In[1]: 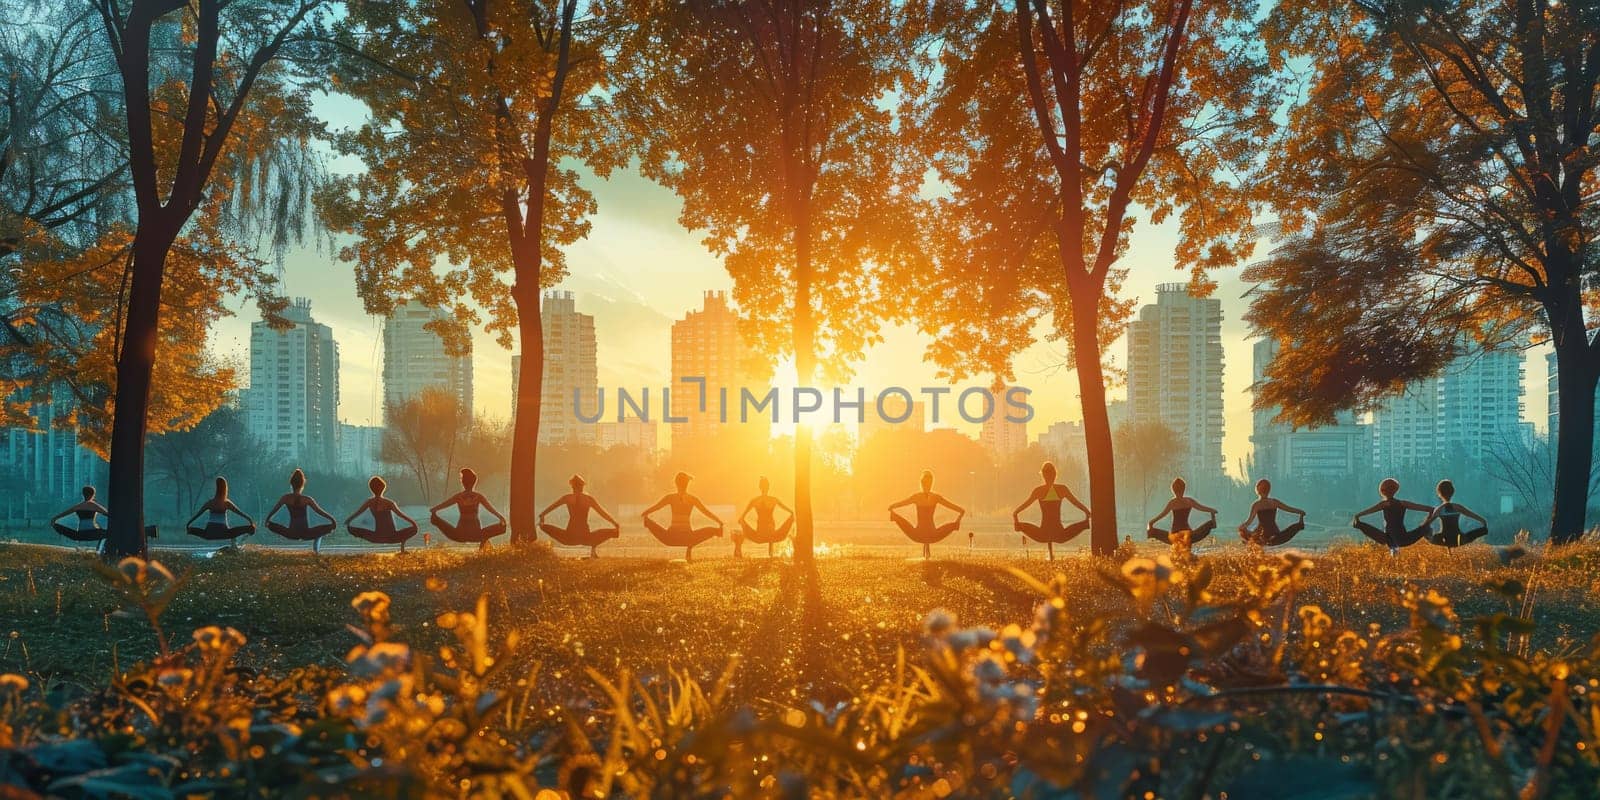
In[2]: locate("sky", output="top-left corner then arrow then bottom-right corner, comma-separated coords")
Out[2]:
207,99 -> 1551,479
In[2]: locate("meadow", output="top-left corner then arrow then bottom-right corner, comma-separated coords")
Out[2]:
1,539 -> 1598,797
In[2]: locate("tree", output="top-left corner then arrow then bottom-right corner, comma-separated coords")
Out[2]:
321,0 -> 620,544
1114,420 -> 1182,518
381,388 -> 470,502
1252,0 -> 1600,542
146,402 -> 269,517
614,0 -> 923,562
906,0 -> 1270,554
93,0 -> 332,558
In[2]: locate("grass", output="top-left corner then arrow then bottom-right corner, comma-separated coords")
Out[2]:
5,539 -> 1597,708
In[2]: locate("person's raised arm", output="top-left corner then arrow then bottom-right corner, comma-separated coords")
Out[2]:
393,505 -> 419,527
641,494 -> 670,518
938,494 -> 965,518
538,495 -> 566,522
1191,498 -> 1218,516
738,498 -> 757,526
1274,499 -> 1306,517
429,492 -> 460,514
479,496 -> 507,524
592,499 -> 619,528
225,500 -> 254,524
1063,486 -> 1091,517
1148,499 -> 1175,529
1239,503 -> 1260,530
1403,500 -> 1433,513
1352,501 -> 1382,522
1012,487 -> 1041,521
264,496 -> 287,523
344,499 -> 373,527
185,505 -> 206,528
888,494 -> 917,512
88,500 -> 109,517
1457,503 -> 1487,525
307,498 -> 337,524
693,497 -> 723,527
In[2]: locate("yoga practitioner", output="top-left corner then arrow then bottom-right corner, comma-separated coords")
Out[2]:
539,474 -> 621,558
735,476 -> 793,558
185,477 -> 256,546
1353,478 -> 1432,556
641,472 -> 724,561
1238,479 -> 1307,547
1422,480 -> 1489,549
889,469 -> 965,559
347,476 -> 420,551
430,468 -> 507,550
1010,461 -> 1089,561
265,469 -> 338,552
51,486 -> 109,551
1147,477 -> 1218,550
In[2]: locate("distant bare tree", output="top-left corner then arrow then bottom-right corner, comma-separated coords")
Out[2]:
381,388 -> 468,501
1115,421 -> 1184,518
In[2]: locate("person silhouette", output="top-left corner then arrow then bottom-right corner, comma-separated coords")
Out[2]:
264,469 -> 338,552
1353,478 -> 1432,556
51,486 -> 109,552
1421,479 -> 1489,549
1238,478 -> 1306,547
430,468 -> 507,550
735,476 -> 794,558
1010,462 -> 1090,561
347,476 -> 420,552
641,472 -> 724,561
539,474 -> 621,558
185,477 -> 256,547
889,469 -> 965,559
1147,477 -> 1218,550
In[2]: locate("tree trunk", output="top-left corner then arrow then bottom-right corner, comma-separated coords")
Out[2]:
1549,336 -> 1596,543
509,288 -> 544,544
105,228 -> 173,559
792,204 -> 815,564
1069,293 -> 1118,555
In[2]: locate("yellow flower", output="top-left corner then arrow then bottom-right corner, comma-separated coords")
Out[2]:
0,674 -> 28,694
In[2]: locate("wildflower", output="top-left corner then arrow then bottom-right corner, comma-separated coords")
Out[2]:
998,623 -> 1037,664
193,625 -> 247,652
328,684 -> 368,714
352,591 -> 392,621
1032,597 -> 1065,640
350,641 -> 412,676
0,674 -> 27,694
947,626 -> 997,652
924,609 -> 956,638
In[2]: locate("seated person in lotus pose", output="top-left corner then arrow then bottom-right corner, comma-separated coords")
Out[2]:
1010,461 -> 1090,561
1421,479 -> 1489,549
539,474 -> 621,558
185,477 -> 256,545
1353,478 -> 1433,556
1238,478 -> 1307,547
265,468 -> 338,552
1147,477 -> 1218,549
642,472 -> 724,561
346,476 -> 420,552
890,469 -> 966,559
430,468 -> 507,550
735,476 -> 794,558
51,486 -> 110,549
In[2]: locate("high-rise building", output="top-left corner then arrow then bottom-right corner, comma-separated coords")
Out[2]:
512,291 -> 597,445
1250,338 -> 1367,479
979,384 -> 1028,458
670,291 -> 769,453
859,400 -> 926,447
1372,345 -> 1525,470
1436,347 -> 1525,460
1036,420 -> 1086,464
1125,283 -> 1225,479
596,414 -> 659,456
0,390 -> 107,515
244,298 -> 339,467
337,423 -> 384,478
382,302 -> 472,422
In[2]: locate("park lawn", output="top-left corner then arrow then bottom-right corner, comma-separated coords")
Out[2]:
2,540 -> 1599,708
